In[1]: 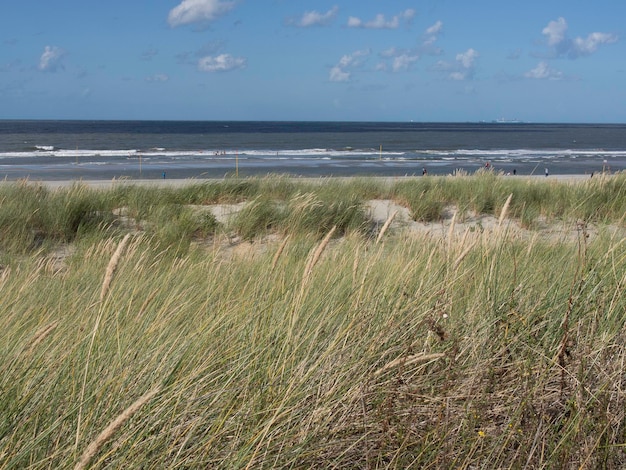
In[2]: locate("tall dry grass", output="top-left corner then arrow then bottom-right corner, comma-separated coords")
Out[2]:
0,175 -> 625,468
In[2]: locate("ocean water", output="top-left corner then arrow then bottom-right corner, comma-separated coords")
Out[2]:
1,120 -> 625,180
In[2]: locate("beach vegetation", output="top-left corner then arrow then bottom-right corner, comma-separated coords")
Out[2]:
0,173 -> 625,467
231,196 -> 283,240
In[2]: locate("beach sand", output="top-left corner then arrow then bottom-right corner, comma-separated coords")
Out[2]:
1,173 -> 597,190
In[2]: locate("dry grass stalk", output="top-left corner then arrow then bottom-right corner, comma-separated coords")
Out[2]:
137,289 -> 159,317
299,225 -> 336,298
425,243 -> 437,272
0,266 -> 10,286
353,261 -> 371,309
374,352 -> 445,376
303,226 -> 336,279
270,235 -> 290,273
447,210 -> 457,255
458,227 -> 470,253
352,246 -> 360,285
376,210 -> 398,244
74,387 -> 160,470
498,193 -> 513,229
100,234 -> 131,302
526,233 -> 538,258
26,321 -> 58,353
453,240 -> 477,270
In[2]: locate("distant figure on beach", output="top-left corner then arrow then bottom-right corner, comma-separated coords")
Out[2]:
513,169 -> 517,175
485,162 -> 491,169
163,171 -> 166,179
422,168 -> 427,175
545,168 -> 549,177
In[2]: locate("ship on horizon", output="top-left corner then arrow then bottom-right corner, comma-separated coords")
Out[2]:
492,118 -> 524,123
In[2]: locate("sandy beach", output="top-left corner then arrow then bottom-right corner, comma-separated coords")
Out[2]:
0,172 -> 600,190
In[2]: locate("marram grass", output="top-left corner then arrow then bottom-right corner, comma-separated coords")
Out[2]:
0,175 -> 625,468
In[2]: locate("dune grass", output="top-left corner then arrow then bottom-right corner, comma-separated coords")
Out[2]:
0,174 -> 625,468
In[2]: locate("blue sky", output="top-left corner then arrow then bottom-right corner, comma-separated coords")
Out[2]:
1,1 -> 624,122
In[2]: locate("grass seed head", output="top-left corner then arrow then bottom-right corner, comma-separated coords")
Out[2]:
100,234 -> 131,302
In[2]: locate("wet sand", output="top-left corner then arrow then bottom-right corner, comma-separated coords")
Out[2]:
0,152 -> 616,183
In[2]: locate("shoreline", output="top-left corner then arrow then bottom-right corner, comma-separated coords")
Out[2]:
0,172 -> 603,190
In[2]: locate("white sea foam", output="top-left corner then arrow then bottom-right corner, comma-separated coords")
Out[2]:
1,147 -> 625,161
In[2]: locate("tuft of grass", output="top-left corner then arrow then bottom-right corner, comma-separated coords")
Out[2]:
231,197 -> 283,240
392,178 -> 446,222
284,191 -> 368,237
0,182 -> 110,253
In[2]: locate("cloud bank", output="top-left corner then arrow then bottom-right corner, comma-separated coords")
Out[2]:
526,17 -> 617,80
542,17 -> 617,59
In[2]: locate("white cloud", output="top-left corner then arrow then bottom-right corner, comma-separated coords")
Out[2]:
542,17 -> 568,47
378,47 -> 419,72
168,0 -> 235,27
145,74 -> 170,82
572,32 -> 618,56
329,66 -> 350,82
541,17 -> 618,59
347,9 -> 415,29
403,9 -> 416,20
391,53 -> 419,72
524,61 -> 563,80
449,72 -> 466,81
198,54 -> 246,72
38,45 -> 66,72
329,49 -> 370,82
421,21 -> 443,55
370,14 -> 399,29
380,47 -> 400,58
339,49 -> 370,68
456,48 -> 478,69
347,17 -> 362,28
435,48 -> 478,80
425,20 -> 443,37
294,6 -> 338,27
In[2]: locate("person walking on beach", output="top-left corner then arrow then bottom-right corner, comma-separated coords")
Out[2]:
545,168 -> 549,177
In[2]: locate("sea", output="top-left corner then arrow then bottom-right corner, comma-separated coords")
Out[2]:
1,120 -> 625,181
